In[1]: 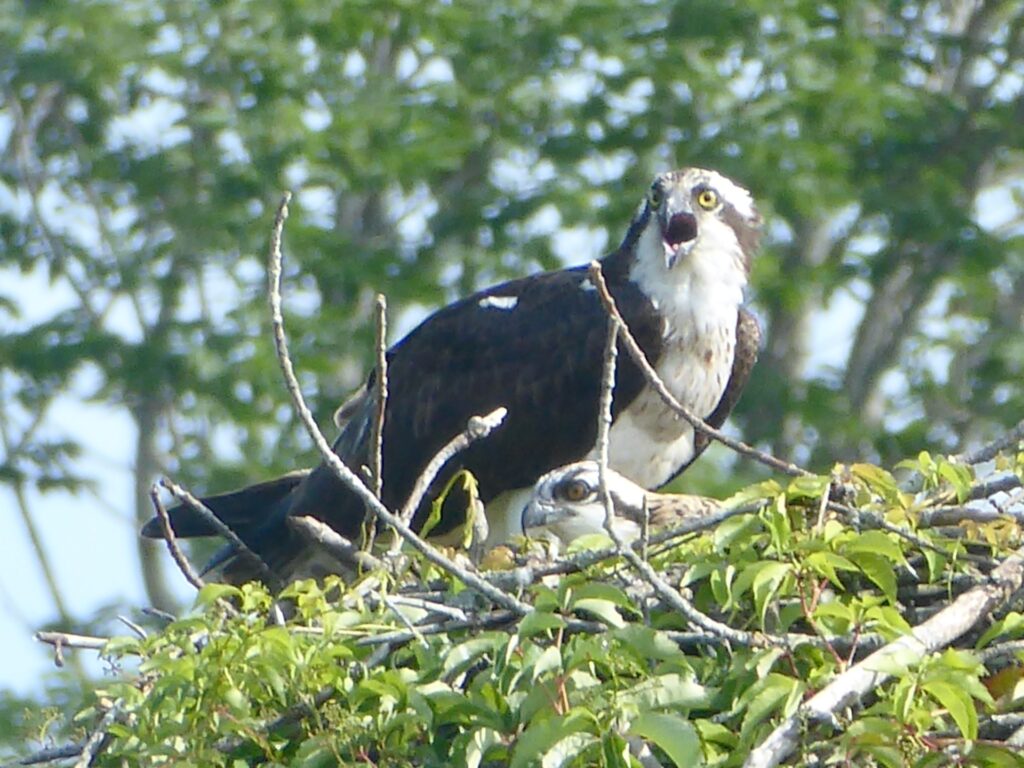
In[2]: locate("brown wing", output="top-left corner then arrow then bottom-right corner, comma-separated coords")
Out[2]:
644,493 -> 721,528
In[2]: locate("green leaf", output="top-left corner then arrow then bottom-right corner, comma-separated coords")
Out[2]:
518,610 -> 567,640
511,711 -> 597,768
977,611 -> 1024,649
194,583 -> 242,607
847,551 -> 898,603
851,464 -> 900,503
923,680 -> 978,739
531,646 -> 563,682
571,598 -> 627,628
617,674 -> 711,711
630,713 -> 702,767
805,551 -> 859,588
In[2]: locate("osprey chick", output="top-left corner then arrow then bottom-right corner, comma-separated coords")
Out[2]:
522,461 -> 721,546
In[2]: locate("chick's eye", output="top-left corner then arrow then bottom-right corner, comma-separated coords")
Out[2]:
648,185 -> 664,208
696,188 -> 719,210
561,479 -> 591,503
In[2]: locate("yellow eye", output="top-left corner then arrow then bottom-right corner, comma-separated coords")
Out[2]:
648,184 -> 664,208
696,188 -> 719,210
560,479 -> 591,503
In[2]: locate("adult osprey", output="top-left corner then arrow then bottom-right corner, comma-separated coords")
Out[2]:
521,460 -> 721,546
142,167 -> 762,583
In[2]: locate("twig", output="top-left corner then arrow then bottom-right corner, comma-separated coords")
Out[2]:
158,477 -> 280,590
73,700 -> 121,768
289,515 -> 386,573
955,417 -> 1024,466
392,407 -> 508,545
36,631 -> 108,652
591,307 -> 768,647
382,594 -> 429,648
265,193 -> 529,617
587,261 -> 809,478
117,615 -> 147,640
745,535 -> 1024,768
363,293 -> 388,551
1,743 -> 85,767
597,320 -> 625,548
141,607 -> 177,624
149,483 -> 205,591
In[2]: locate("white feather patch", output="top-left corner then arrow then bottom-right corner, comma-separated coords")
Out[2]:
478,295 -> 518,310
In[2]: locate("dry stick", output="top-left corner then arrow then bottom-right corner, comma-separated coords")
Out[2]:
1,743 -> 84,768
363,293 -> 389,552
159,477 -> 280,590
744,541 -> 1024,768
72,700 -> 121,768
587,261 -> 809,479
956,416 -> 1024,466
592,316 -> 771,648
392,407 -> 508,551
35,630 -> 107,664
266,193 -> 529,616
149,483 -> 205,590
289,515 -> 386,572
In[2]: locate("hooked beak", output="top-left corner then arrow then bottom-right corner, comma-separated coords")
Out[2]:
521,499 -> 559,534
661,204 -> 698,270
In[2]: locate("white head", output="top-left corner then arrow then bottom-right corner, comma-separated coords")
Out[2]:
616,167 -> 762,312
521,461 -> 647,545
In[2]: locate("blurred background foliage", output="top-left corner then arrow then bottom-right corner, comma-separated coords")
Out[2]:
1,0 -> 1022,754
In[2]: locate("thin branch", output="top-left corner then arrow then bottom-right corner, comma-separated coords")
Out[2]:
392,407 -> 507,550
1,743 -> 86,768
289,515 -> 386,573
597,320 -> 625,548
117,615 -> 147,640
363,293 -> 389,551
158,477 -> 280,591
73,700 -> 120,768
591,303 -> 770,647
745,534 -> 1024,768
149,483 -> 205,591
587,262 -> 809,478
35,631 -> 108,654
266,193 -> 529,616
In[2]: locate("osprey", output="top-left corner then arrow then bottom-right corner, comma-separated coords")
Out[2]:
521,460 -> 721,546
142,167 -> 762,583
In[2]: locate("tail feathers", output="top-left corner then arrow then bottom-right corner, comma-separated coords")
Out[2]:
140,470 -> 311,540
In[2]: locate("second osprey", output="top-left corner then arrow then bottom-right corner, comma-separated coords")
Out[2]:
143,167 -> 763,582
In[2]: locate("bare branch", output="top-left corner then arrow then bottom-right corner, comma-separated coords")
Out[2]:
590,303 -> 769,647
266,193 -> 529,616
149,483 -> 205,591
363,293 -> 389,551
745,535 -> 1024,768
587,261 -> 809,478
35,631 -> 108,652
289,515 -> 386,573
955,417 -> 1024,466
73,700 -> 120,768
1,743 -> 85,767
393,408 -> 507,540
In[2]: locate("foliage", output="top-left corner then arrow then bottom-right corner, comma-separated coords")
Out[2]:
2,0 -> 1023,607
2,0 -> 1024,762
9,452 -> 1024,766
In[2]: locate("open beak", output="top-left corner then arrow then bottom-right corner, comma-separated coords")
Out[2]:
661,204 -> 698,270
